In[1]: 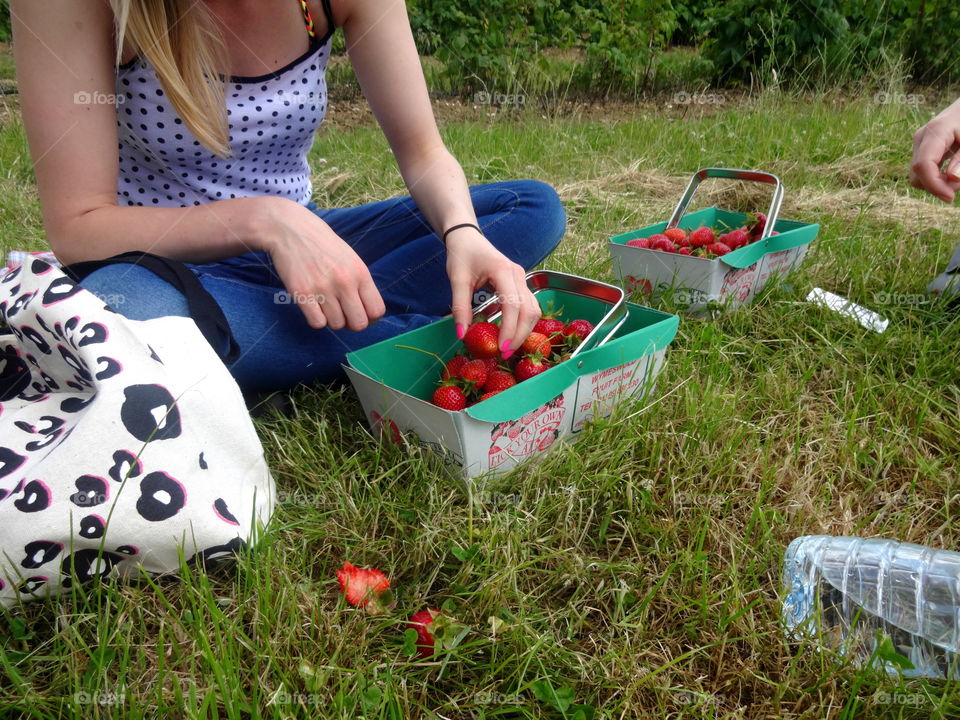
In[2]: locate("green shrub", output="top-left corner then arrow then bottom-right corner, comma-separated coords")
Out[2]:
0,0 -> 11,43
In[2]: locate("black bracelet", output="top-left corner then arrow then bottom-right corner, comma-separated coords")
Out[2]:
441,222 -> 482,244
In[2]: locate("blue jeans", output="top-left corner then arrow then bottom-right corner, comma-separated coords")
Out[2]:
80,180 -> 566,391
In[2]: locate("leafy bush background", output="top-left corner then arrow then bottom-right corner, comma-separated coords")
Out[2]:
407,0 -> 958,94
0,0 -> 955,93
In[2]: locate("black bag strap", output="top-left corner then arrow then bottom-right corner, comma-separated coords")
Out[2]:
64,252 -> 241,364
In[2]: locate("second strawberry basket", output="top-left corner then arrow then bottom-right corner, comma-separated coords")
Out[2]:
608,167 -> 820,311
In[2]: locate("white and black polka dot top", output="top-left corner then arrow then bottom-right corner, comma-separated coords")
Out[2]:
114,1 -> 334,208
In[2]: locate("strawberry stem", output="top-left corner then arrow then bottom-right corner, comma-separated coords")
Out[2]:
394,344 -> 445,366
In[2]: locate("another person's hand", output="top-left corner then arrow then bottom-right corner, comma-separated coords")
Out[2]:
910,98 -> 960,203
445,227 -> 540,358
256,197 -> 386,331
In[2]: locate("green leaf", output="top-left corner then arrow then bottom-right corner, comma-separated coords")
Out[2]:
7,617 -> 32,641
874,634 -> 915,671
572,704 -> 596,720
359,685 -> 382,715
402,628 -> 419,657
450,543 -> 480,562
532,679 -> 575,712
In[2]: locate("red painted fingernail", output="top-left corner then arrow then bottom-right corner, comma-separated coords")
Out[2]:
501,340 -> 511,353
502,349 -> 514,360
456,323 -> 465,340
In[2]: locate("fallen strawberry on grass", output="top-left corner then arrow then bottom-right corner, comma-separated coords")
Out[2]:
404,607 -> 468,659
336,561 -> 395,614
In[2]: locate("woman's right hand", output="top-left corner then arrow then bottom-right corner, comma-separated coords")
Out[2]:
910,98 -> 960,203
254,197 -> 385,331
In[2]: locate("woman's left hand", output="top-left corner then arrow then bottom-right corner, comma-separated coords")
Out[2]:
445,227 -> 541,358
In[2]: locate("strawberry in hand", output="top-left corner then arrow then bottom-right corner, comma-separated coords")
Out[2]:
462,321 -> 501,360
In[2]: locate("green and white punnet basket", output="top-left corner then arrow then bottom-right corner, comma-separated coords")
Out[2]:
344,270 -> 679,479
608,167 -> 820,311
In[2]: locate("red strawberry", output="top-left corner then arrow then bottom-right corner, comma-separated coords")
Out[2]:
676,235 -> 692,248
484,369 -> 517,393
721,228 -> 749,249
336,562 -> 392,611
647,233 -> 670,245
651,238 -> 676,252
564,318 -> 594,342
707,242 -> 732,257
625,237 -> 651,248
442,354 -> 469,381
689,226 -> 715,248
663,227 -> 687,243
678,247 -> 693,256
533,316 -> 566,349
408,609 -> 440,657
458,359 -> 489,388
478,390 -> 503,402
462,321 -> 500,359
748,212 -> 767,238
519,331 -> 552,357
514,355 -> 550,382
431,384 -> 467,411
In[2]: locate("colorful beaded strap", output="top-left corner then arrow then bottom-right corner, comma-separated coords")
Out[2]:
299,0 -> 316,38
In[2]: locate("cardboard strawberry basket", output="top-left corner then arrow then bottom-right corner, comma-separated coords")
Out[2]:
608,167 -> 820,310
343,271 -> 679,479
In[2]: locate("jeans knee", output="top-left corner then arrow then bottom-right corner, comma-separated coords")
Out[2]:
79,264 -> 190,321
517,179 -> 566,258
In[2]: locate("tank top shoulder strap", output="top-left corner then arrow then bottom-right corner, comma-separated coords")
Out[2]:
298,0 -> 337,38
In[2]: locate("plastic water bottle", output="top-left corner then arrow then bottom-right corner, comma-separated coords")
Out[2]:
782,535 -> 960,679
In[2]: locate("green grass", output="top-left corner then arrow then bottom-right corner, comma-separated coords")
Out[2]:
1,80 -> 960,719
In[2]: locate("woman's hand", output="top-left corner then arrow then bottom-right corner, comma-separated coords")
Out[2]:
445,227 -> 541,357
255,197 -> 385,331
910,98 -> 960,203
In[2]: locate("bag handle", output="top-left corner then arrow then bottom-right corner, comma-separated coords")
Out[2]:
64,252 -> 241,364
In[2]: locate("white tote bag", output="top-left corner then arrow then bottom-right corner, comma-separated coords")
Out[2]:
0,254 -> 275,607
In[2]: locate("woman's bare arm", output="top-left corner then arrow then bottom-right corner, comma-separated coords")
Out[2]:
339,0 -> 541,351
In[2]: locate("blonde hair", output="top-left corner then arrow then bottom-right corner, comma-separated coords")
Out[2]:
111,0 -> 231,157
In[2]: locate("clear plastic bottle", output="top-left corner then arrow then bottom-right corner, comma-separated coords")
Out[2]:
782,535 -> 960,679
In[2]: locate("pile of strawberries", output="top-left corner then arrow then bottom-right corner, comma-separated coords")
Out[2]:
625,212 -> 775,258
430,311 -> 594,410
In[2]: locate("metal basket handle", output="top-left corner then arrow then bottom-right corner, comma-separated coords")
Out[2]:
474,270 -> 628,358
666,168 -> 784,242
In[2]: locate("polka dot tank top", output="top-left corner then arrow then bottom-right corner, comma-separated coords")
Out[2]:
114,0 -> 334,208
